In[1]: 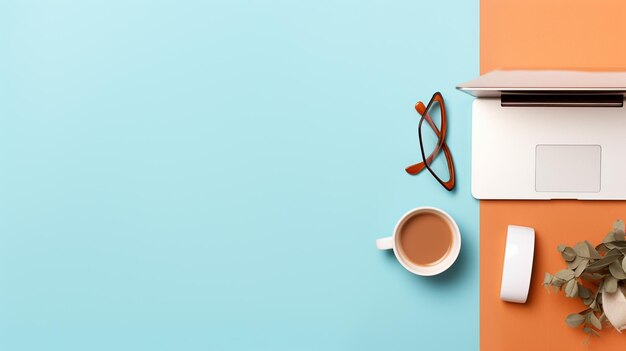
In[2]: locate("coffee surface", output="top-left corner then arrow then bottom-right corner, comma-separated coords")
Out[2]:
398,212 -> 453,266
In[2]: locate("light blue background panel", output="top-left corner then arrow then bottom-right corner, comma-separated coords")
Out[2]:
0,1 -> 478,350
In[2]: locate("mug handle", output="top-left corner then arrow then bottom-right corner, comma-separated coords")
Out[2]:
376,237 -> 394,250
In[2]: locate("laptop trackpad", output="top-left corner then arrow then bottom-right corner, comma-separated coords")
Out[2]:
535,145 -> 601,193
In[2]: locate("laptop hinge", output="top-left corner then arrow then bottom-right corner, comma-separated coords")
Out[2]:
501,93 -> 624,107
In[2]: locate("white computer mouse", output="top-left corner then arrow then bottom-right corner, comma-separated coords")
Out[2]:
500,225 -> 535,303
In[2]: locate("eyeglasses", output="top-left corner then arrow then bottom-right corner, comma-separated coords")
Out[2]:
405,92 -> 456,191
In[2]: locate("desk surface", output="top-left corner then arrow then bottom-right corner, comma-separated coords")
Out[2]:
0,1 -> 479,350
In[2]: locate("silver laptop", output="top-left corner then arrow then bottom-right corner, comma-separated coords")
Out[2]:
457,70 -> 626,200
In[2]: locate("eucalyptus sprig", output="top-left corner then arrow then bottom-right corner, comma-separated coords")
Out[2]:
544,219 -> 626,338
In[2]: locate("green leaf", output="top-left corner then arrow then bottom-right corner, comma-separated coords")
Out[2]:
604,276 -> 618,293
606,241 -> 626,248
565,279 -> 579,298
551,278 -> 566,288
575,259 -> 589,277
609,260 -> 626,279
575,242 -> 590,257
561,247 -> 577,262
565,313 -> 586,327
614,219 -> 625,235
586,253 -> 620,272
622,257 -> 626,274
580,272 -> 605,280
606,248 -> 623,257
585,241 -> 602,259
555,269 -> 575,281
596,243 -> 609,254
567,255 -> 584,269
605,221 -> 626,242
589,313 -> 602,330
557,244 -> 566,252
578,285 -> 591,299
543,272 -> 552,286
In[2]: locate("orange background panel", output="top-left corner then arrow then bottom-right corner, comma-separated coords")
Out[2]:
481,0 -> 626,73
480,0 -> 626,349
481,201 -> 626,350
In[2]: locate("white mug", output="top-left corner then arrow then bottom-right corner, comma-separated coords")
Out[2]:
376,207 -> 461,276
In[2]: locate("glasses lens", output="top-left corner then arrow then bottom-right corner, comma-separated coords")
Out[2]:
418,100 -> 450,183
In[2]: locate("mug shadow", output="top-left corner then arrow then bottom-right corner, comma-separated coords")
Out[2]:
382,249 -> 397,260
423,243 -> 469,287
383,241 -> 472,289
